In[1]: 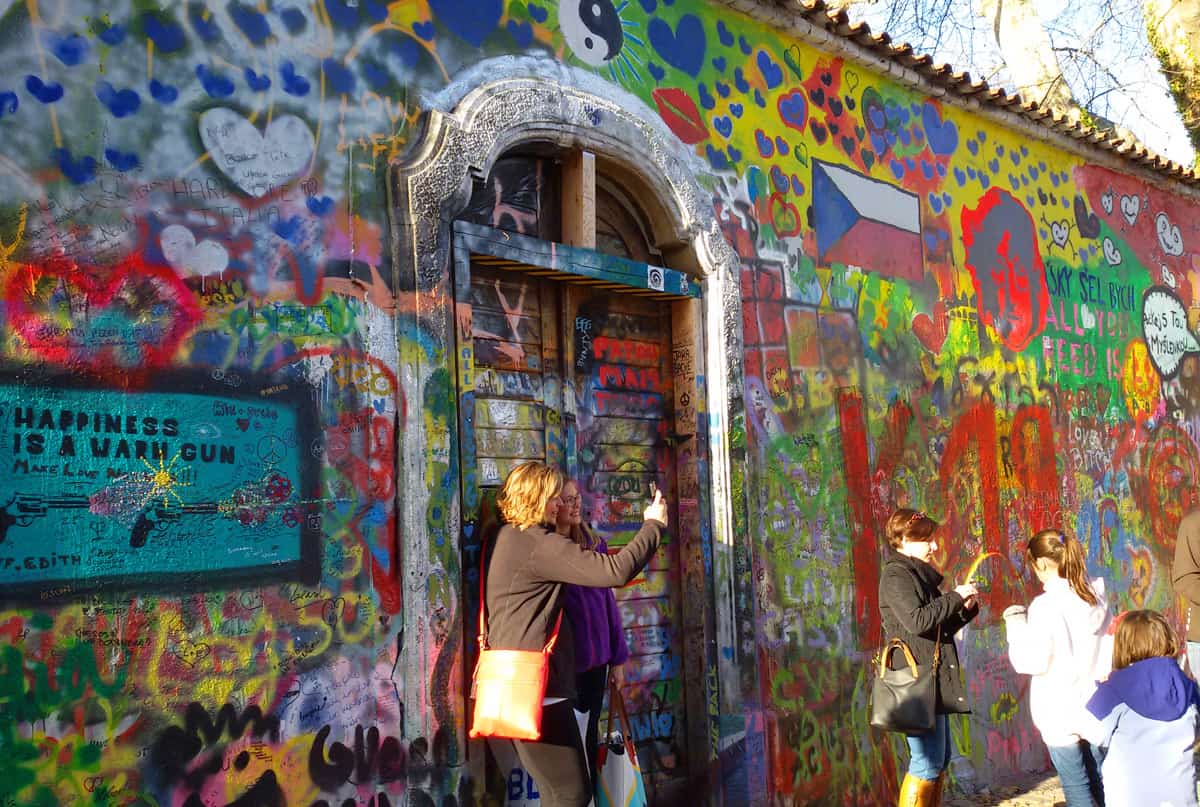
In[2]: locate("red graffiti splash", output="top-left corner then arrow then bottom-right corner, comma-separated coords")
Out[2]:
5,254 -> 202,370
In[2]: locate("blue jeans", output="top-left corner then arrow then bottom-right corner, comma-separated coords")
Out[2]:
906,713 -> 950,780
1046,740 -> 1104,807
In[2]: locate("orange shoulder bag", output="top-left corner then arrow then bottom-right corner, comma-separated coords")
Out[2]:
468,530 -> 563,741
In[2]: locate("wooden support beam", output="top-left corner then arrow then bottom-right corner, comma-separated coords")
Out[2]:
561,150 -> 596,249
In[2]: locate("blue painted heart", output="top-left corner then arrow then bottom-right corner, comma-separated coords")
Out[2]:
189,5 -> 222,41
230,4 -> 272,44
770,165 -> 787,192
648,13 -> 706,77
104,147 -> 140,172
0,91 -> 17,117
412,20 -> 436,40
733,67 -> 749,94
697,83 -> 715,110
704,144 -> 728,169
728,102 -> 743,118
738,35 -> 751,55
279,8 -> 307,35
273,216 -> 304,243
754,129 -> 773,158
322,58 -> 356,94
196,65 -> 235,98
712,115 -> 732,138
428,0 -> 502,47
96,81 -> 141,117
55,147 -> 96,184
756,50 -> 782,89
712,56 -> 726,73
280,61 -> 311,96
25,75 -> 64,104
142,12 -> 187,52
307,196 -> 335,216
149,79 -> 178,104
647,62 -> 665,82
98,23 -> 127,46
775,137 -> 789,155
528,3 -> 549,23
726,144 -> 741,162
46,32 -> 89,66
244,67 -> 271,91
507,19 -> 532,47
714,81 -> 730,98
716,20 -> 733,47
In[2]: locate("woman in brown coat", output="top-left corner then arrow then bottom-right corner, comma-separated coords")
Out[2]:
483,462 -> 666,807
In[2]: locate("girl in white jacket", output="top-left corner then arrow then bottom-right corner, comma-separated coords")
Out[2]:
1003,529 -> 1112,807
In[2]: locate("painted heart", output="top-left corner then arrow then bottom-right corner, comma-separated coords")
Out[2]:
322,57 -> 356,94
236,418 -> 251,432
412,20 -> 436,40
244,67 -> 272,91
142,12 -> 186,52
307,195 -> 335,216
911,302 -> 948,354
755,128 -> 774,158
712,115 -> 732,138
149,79 -> 179,104
770,165 -> 788,192
921,101 -> 957,155
161,224 -> 229,277
5,255 -> 203,369
1079,304 -> 1097,329
55,147 -> 95,184
768,193 -> 800,237
785,44 -> 808,79
697,83 -> 715,110
428,0 -> 501,47
1100,189 -> 1114,215
199,107 -> 315,197
0,91 -> 18,118
104,148 -> 140,172
716,20 -> 734,47
1156,212 -> 1184,256
1050,220 -> 1069,247
95,81 -> 141,117
648,13 -> 706,77
1120,193 -> 1139,225
757,49 -> 783,89
25,74 -> 63,104
1075,196 -> 1099,237
230,4 -> 271,44
280,61 -> 311,96
46,31 -> 89,66
1102,236 -> 1122,266
196,64 -> 235,98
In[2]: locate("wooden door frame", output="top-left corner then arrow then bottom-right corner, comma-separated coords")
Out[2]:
451,222 -> 712,790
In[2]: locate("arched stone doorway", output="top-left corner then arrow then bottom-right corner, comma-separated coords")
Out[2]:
391,58 -> 745,802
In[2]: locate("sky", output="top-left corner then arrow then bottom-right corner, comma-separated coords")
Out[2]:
843,0 -> 1195,166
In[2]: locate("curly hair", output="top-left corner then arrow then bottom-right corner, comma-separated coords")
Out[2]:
497,462 -> 564,530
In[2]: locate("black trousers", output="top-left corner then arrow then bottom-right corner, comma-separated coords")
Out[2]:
513,699 -> 591,807
575,664 -> 610,785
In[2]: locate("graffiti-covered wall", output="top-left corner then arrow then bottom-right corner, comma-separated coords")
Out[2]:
2,0 -> 1200,805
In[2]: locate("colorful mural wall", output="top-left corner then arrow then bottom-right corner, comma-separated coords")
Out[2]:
1,0 -> 1199,804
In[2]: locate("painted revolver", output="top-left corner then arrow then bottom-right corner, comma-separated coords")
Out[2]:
0,494 -> 91,544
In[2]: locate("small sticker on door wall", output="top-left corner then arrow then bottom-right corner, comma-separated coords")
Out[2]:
648,266 -> 665,291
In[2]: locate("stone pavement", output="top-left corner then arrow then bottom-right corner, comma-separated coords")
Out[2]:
944,772 -> 1065,807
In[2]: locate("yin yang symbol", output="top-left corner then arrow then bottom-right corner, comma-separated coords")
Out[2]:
561,0 -> 624,66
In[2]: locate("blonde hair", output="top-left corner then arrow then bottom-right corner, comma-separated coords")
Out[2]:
1112,610 -> 1177,670
885,508 -> 938,550
497,462 -> 564,529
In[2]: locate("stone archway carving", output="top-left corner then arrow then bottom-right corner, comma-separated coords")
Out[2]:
389,57 -> 744,769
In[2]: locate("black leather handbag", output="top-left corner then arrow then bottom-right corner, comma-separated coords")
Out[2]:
869,629 -> 940,734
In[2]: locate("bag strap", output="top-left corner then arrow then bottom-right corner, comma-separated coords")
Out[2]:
878,627 -> 942,677
477,524 -> 563,654
603,673 -> 636,748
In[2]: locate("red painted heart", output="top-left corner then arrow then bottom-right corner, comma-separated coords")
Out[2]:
911,302 -> 948,354
5,253 -> 202,369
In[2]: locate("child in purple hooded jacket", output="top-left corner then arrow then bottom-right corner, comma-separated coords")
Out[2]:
556,479 -> 630,783
1085,610 -> 1200,807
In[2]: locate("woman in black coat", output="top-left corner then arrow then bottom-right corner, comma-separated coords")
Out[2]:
878,508 -> 980,807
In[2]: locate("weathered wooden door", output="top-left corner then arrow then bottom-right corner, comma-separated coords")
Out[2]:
453,222 -> 702,803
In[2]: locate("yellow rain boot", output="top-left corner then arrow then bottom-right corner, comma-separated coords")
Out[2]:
897,773 -> 939,807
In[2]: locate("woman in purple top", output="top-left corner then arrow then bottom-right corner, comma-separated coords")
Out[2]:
555,478 -> 630,782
